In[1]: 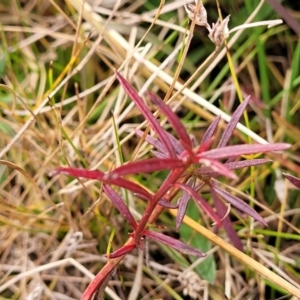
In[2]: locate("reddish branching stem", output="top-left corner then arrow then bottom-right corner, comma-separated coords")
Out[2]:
52,71 -> 291,300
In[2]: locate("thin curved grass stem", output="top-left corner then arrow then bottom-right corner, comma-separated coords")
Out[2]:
168,210 -> 300,299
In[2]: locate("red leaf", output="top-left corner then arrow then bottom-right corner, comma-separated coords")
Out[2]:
116,71 -> 177,158
135,129 -> 165,152
196,138 -> 214,155
211,188 -> 243,250
154,167 -> 188,202
176,178 -> 198,231
106,243 -> 136,258
224,158 -> 272,169
212,184 -> 267,226
176,191 -> 191,231
152,150 -> 168,159
103,185 -> 137,229
165,131 -> 185,154
283,173 -> 300,189
200,115 -> 221,145
135,193 -> 179,209
147,91 -> 193,153
109,158 -> 187,177
135,129 -> 185,155
143,230 -> 206,257
156,198 -> 179,209
199,143 -> 291,160
218,96 -> 250,148
51,167 -> 151,200
197,157 -> 237,179
174,183 -> 221,226
195,159 -> 272,176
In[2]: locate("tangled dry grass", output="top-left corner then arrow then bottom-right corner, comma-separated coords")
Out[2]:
0,0 -> 300,299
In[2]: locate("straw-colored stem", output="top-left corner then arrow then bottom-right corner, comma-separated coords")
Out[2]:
169,210 -> 300,298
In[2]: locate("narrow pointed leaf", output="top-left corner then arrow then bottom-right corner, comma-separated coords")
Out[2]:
218,96 -> 250,148
116,71 -> 177,158
165,129 -> 185,154
174,183 -> 221,226
157,199 -> 179,209
176,178 -> 197,231
147,91 -> 193,152
212,184 -> 267,225
200,115 -> 221,145
176,192 -> 190,231
136,129 -> 184,155
196,158 -> 272,176
143,230 -> 206,257
135,129 -> 166,153
109,158 -> 187,177
196,138 -> 214,155
154,167 -> 186,201
103,185 -> 137,229
224,158 -> 272,169
198,158 -> 237,179
201,143 -> 291,160
211,188 -> 243,250
152,150 -> 168,159
283,173 -> 300,189
51,167 -> 151,199
135,193 -> 179,209
106,243 -> 136,258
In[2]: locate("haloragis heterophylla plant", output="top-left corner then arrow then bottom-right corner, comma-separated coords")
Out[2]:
283,173 -> 300,189
51,71 -> 291,299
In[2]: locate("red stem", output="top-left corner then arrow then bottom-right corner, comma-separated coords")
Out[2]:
81,238 -> 134,300
134,167 -> 187,245
82,163 -> 192,299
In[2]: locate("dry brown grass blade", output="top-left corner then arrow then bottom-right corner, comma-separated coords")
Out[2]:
0,160 -> 49,202
272,111 -> 300,143
1,0 -> 298,299
169,209 -> 300,299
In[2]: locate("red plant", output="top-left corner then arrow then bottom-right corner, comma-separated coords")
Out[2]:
283,173 -> 300,189
51,71 -> 291,299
